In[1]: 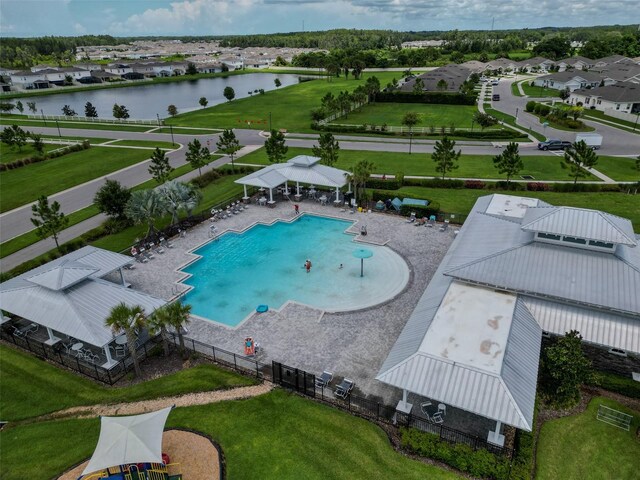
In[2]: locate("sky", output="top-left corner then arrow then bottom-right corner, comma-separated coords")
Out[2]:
0,0 -> 638,37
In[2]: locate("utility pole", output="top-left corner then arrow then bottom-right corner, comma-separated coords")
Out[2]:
169,125 -> 175,146
55,120 -> 61,138
41,109 -> 47,126
156,113 -> 161,127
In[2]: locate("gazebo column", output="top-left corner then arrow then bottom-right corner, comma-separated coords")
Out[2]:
296,182 -> 300,195
242,184 -> 249,202
102,343 -> 118,369
487,420 -> 505,447
394,388 -> 413,422
44,327 -> 61,345
269,188 -> 274,202
118,268 -> 130,288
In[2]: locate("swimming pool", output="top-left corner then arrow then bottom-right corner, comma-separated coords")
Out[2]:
179,214 -> 410,327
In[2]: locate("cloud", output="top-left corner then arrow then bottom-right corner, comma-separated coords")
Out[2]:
74,22 -> 87,34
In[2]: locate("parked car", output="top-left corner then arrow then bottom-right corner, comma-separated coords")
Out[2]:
480,77 -> 489,83
491,79 -> 500,86
492,94 -> 500,101
575,132 -> 602,150
537,139 -> 572,151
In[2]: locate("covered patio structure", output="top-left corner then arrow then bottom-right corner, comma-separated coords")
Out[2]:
235,155 -> 351,206
0,246 -> 166,369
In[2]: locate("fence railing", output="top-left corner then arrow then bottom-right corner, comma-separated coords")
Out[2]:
330,123 -> 478,134
27,115 -> 161,125
1,328 -> 160,385
168,333 -> 513,458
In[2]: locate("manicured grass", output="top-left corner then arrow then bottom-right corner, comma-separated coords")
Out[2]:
521,83 -> 561,98
583,110 -> 640,133
330,103 -> 490,130
485,106 -> 546,141
535,113 -> 595,133
0,115 -> 153,132
167,72 -> 399,133
237,146 -> 598,181
109,139 -> 178,149
0,147 -> 152,212
594,156 -> 640,182
41,136 -> 113,144
389,187 -> 640,231
535,397 -> 640,480
0,143 -> 60,163
1,390 -> 461,480
154,126 -> 219,135
0,344 -> 255,422
511,81 -> 524,97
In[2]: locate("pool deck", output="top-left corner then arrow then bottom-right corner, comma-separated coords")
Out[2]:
123,200 -> 455,406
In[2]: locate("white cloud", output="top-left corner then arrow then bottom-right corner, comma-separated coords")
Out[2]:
74,22 -> 87,34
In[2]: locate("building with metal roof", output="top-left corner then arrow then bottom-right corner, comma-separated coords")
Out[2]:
377,194 -> 639,445
0,246 -> 166,368
235,155 -> 351,204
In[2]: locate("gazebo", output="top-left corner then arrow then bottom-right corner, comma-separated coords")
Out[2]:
235,155 -> 351,205
0,246 -> 166,368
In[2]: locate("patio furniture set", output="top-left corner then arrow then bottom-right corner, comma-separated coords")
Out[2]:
210,200 -> 248,219
315,371 -> 355,399
131,237 -> 173,264
420,400 -> 447,424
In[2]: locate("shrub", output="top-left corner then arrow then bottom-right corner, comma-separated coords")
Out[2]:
533,104 -> 542,114
525,101 -> 536,112
403,178 -> 465,189
509,401 -> 538,480
366,178 -> 401,190
527,182 -> 551,191
538,105 -> 551,116
588,371 -> 640,399
464,180 -> 486,189
375,91 -> 476,105
600,184 -> 622,192
495,180 -> 525,191
552,183 -> 601,192
399,202 -> 440,218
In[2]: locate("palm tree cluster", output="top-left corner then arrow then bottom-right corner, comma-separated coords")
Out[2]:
125,180 -> 200,239
311,77 -> 381,123
105,301 -> 192,378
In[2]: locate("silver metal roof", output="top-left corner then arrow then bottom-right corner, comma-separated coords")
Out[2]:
521,206 -> 637,246
523,297 -> 640,354
235,155 -> 350,189
0,247 -> 166,347
445,242 -> 640,316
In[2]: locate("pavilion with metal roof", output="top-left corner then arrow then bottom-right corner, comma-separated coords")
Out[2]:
377,194 -> 639,445
0,246 -> 166,368
235,155 -> 351,204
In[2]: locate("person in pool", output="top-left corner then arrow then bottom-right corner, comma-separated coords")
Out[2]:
305,259 -> 312,273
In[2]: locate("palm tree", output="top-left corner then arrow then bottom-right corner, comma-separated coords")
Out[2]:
105,303 -> 146,377
147,307 -> 171,357
125,189 -> 169,238
156,180 -> 200,225
166,301 -> 192,359
345,160 -> 374,205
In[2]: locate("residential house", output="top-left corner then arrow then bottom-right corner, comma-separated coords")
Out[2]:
485,58 -> 519,72
570,81 -> 640,114
517,57 -> 554,73
593,54 -> 634,68
58,66 -> 92,81
460,60 -> 488,74
555,56 -> 594,72
196,62 -> 223,74
218,55 -> 244,70
377,194 -> 640,445
595,62 -> 640,84
9,70 -> 48,88
104,63 -> 133,77
533,71 -> 614,92
399,64 -> 472,93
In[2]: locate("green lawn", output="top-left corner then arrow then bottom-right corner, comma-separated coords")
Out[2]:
485,107 -> 546,141
511,81 -> 524,97
388,187 -> 640,231
0,115 -> 153,132
535,397 -> 640,480
595,156 -> 640,182
167,72 -> 398,133
535,113 -> 595,133
0,390 -> 461,480
154,126 -> 220,135
0,147 -> 152,213
521,83 -> 561,98
109,139 -> 177,149
0,143 -> 60,163
238,146 -> 598,181
583,110 -> 640,134
330,103 -> 487,130
0,344 -> 254,421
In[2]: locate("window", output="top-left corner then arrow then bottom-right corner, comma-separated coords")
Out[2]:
537,232 -> 562,241
616,104 -> 620,110
608,348 -> 627,357
588,240 -> 614,249
563,236 -> 587,245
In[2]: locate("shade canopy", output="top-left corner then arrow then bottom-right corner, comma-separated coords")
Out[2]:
82,407 -> 173,476
352,248 -> 373,259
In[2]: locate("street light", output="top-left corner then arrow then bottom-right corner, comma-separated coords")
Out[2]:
515,108 -> 519,120
55,120 -> 61,138
156,113 -> 161,127
169,125 -> 175,146
408,130 -> 413,155
40,108 -> 47,126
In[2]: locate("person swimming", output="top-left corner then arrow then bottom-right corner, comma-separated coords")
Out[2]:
305,259 -> 312,273
339,263 -> 343,269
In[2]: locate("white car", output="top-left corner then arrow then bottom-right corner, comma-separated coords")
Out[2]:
491,79 -> 500,85
480,77 -> 489,83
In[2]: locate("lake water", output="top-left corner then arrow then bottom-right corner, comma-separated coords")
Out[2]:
18,73 -> 304,120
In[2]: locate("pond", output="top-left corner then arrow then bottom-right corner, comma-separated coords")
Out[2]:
17,73 -> 305,120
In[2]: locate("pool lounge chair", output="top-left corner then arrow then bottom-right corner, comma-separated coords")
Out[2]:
335,378 -> 354,399
315,371 -> 333,388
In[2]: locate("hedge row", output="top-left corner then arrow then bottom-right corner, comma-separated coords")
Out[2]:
588,371 -> 640,399
311,122 -> 526,139
401,428 -> 512,479
401,177 -> 625,193
509,403 -> 538,480
0,141 -> 90,171
190,165 -> 259,189
375,91 -> 477,105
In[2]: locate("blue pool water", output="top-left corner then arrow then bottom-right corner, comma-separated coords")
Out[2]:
179,214 -> 409,327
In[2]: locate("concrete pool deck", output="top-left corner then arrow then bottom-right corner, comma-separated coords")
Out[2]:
123,199 -> 455,405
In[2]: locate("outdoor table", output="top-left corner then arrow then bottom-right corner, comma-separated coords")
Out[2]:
259,197 -> 267,206
319,195 -> 328,205
267,200 -> 276,208
72,342 -> 84,351
294,194 -> 302,201
115,335 -> 127,345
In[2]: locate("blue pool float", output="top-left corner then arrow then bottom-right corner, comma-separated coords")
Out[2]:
256,304 -> 269,313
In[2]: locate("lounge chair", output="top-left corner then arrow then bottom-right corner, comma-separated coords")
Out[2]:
14,323 -> 38,337
439,220 -> 450,232
420,400 -> 432,418
406,212 -> 416,223
315,371 -> 333,389
335,378 -> 354,399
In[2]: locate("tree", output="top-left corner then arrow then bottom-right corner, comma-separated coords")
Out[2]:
30,133 -> 45,155
15,100 -> 24,113
436,79 -> 448,91
148,147 -> 174,184
568,105 -> 583,121
559,88 -> 571,101
274,78 -> 282,88
493,142 -> 523,184
352,60 -> 365,80
216,129 -> 241,170
432,137 -> 461,180
223,86 -> 235,101
533,35 -> 571,60
94,179 -> 131,221
26,101 -> 37,114
61,104 -> 77,117
364,76 -> 381,101
473,111 -> 498,130
147,306 -> 171,357
450,51 -> 465,63
478,52 -> 489,63
105,303 -> 146,377
157,180 -> 200,224
636,155 -> 640,172
167,104 -> 178,117
540,330 -> 594,408
0,102 -> 15,113
112,103 -> 130,119
1,124 -> 28,150
125,189 -> 169,237
402,112 -> 420,133
185,138 -> 211,176
186,62 -> 198,75
412,78 -> 424,94
164,301 -> 192,359
30,195 -> 68,250
312,132 -> 340,167
198,96 -> 208,108
84,102 -> 98,118
264,129 -> 288,163
346,159 -> 374,203
563,140 -> 598,184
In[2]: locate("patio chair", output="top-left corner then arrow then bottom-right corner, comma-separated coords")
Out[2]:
315,371 -> 333,389
20,323 -> 39,337
11,325 -> 26,338
420,401 -> 432,419
123,263 -> 136,270
159,237 -> 174,248
439,220 -> 450,232
438,403 -> 447,416
431,412 -> 444,424
150,242 -> 165,254
335,378 -> 354,399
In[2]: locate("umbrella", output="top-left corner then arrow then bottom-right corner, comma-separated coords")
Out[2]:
353,248 -> 373,277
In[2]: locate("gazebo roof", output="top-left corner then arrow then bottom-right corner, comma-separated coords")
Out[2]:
235,155 -> 350,190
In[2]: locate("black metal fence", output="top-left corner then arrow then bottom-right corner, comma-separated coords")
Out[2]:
1,329 -> 160,385
169,334 -> 513,459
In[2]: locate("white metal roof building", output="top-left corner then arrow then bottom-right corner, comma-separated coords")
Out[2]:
235,155 -> 351,204
377,194 -> 639,444
0,246 -> 166,367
